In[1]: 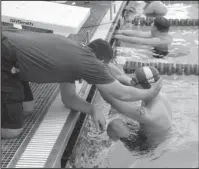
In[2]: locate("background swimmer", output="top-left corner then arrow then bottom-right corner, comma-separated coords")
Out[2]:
113,17 -> 173,58
143,1 -> 168,17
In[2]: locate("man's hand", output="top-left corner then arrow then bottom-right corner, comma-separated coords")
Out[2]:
90,105 -> 106,133
144,78 -> 163,102
60,82 -> 106,133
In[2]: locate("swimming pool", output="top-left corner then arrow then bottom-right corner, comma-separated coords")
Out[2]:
66,1 -> 198,168
67,75 -> 198,168
115,1 -> 199,65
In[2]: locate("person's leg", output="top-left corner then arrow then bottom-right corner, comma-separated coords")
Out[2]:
1,102 -> 24,139
1,71 -> 25,139
22,81 -> 35,116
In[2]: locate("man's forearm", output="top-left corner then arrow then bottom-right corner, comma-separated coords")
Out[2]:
62,94 -> 92,114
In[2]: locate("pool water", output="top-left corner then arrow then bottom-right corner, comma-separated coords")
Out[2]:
66,1 -> 198,168
68,75 -> 198,168
165,2 -> 199,19
117,1 -> 198,65
115,26 -> 199,65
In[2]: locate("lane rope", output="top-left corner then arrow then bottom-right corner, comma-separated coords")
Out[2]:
123,61 -> 199,75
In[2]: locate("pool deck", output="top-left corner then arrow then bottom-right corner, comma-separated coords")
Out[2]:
1,1 -> 127,168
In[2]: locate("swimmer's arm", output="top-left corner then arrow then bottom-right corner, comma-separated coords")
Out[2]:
107,62 -> 132,86
113,35 -> 167,47
114,30 -> 152,38
100,91 -> 150,123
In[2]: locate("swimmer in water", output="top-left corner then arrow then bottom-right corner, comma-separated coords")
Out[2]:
143,1 -> 168,17
104,66 -> 172,142
113,17 -> 173,58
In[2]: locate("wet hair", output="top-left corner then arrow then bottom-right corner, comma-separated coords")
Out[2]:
107,119 -> 130,141
88,39 -> 113,63
154,16 -> 170,32
120,122 -> 152,154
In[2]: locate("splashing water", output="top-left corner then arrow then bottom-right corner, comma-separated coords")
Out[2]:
165,3 -> 198,19
67,2 -> 198,168
68,75 -> 198,168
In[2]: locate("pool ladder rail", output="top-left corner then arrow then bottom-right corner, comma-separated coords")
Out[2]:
123,61 -> 199,76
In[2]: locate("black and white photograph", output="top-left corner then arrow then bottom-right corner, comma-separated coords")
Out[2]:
1,0 -> 198,168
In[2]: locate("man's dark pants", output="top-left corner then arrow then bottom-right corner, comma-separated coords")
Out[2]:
1,70 -> 33,130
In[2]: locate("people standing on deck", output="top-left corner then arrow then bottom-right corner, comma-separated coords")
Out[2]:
143,1 -> 168,17
1,26 -> 163,138
106,66 -> 172,145
112,16 -> 173,58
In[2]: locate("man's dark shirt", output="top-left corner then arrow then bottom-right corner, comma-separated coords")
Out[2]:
2,27 -> 115,84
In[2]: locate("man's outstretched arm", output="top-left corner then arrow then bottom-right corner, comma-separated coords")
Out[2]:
59,82 -> 106,131
60,82 -> 92,113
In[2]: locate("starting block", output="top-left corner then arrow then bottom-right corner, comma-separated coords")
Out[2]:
2,1 -> 90,36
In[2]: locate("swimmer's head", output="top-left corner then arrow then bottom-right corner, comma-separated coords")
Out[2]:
88,39 -> 114,64
152,17 -> 170,33
107,119 -> 131,141
131,66 -> 160,89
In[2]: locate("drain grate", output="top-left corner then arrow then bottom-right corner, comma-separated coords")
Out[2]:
1,2 -> 111,168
